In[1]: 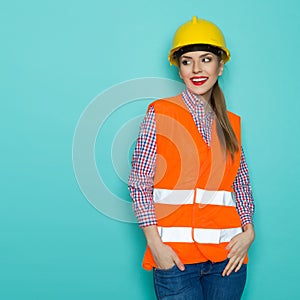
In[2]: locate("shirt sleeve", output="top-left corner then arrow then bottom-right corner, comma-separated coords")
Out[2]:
128,106 -> 157,227
232,147 -> 255,227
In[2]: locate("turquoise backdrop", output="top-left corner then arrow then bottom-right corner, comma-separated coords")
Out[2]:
1,0 -> 300,299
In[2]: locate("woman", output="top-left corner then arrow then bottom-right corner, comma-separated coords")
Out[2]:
128,16 -> 255,300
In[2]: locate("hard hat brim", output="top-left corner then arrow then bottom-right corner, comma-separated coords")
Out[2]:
169,43 -> 230,66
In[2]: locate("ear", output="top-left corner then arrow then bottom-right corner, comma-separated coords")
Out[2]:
218,60 -> 224,76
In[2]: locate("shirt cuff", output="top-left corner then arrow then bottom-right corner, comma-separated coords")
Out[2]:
134,210 -> 157,228
240,215 -> 254,228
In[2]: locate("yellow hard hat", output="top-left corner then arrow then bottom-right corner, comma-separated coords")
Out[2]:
168,16 -> 231,66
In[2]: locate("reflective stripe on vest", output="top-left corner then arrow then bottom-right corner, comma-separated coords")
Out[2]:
154,188 -> 241,244
153,188 -> 236,207
157,226 -> 242,244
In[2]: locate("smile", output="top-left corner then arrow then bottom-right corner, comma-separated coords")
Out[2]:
190,76 -> 208,86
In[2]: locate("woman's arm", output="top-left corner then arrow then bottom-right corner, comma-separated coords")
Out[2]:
223,148 -> 255,276
232,147 -> 255,226
128,106 -> 157,227
128,106 -> 184,270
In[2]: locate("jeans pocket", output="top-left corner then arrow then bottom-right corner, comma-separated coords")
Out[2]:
153,264 -> 191,299
154,264 -> 178,273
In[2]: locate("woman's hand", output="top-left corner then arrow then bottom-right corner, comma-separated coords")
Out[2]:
143,225 -> 185,271
222,224 -> 255,277
150,242 -> 185,270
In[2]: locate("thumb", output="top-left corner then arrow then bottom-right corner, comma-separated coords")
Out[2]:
172,254 -> 185,271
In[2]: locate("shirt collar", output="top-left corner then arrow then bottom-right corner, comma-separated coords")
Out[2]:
182,88 -> 214,118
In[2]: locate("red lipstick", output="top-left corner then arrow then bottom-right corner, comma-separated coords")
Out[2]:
190,76 -> 208,86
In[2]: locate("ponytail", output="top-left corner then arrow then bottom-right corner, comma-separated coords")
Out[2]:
210,81 -> 239,159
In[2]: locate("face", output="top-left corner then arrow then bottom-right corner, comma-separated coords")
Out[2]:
178,51 -> 224,102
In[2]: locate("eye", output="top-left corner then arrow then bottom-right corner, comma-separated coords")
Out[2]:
181,59 -> 191,66
202,57 -> 212,63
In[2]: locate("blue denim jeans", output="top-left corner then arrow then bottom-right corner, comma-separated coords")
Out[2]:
153,259 -> 247,300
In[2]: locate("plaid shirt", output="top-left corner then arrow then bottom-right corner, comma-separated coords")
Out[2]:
128,89 -> 254,228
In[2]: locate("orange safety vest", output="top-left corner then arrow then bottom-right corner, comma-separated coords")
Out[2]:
142,94 -> 247,270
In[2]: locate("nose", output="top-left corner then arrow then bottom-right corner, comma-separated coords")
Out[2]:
193,60 -> 202,73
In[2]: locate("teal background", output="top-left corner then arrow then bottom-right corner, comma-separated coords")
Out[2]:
1,0 -> 300,299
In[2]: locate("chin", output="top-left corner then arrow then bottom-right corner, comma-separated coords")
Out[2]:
188,87 -> 206,96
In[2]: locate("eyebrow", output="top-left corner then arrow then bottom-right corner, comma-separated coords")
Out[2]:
181,53 -> 211,59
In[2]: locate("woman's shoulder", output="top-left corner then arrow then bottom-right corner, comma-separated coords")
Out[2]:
150,94 -> 182,106
226,110 -> 241,129
148,94 -> 186,111
227,110 -> 241,120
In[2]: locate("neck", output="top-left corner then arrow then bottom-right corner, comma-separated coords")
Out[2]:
187,89 -> 213,113
197,90 -> 213,104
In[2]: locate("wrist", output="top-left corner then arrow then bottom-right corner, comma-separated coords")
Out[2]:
243,223 -> 254,231
142,226 -> 163,248
243,223 -> 255,241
